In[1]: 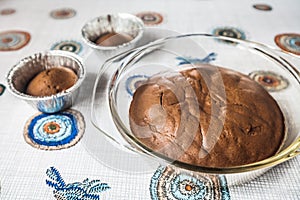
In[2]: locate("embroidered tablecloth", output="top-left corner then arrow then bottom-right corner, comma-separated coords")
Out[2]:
0,0 -> 299,199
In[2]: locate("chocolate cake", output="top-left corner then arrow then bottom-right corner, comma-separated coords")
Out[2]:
26,66 -> 78,96
129,64 -> 285,167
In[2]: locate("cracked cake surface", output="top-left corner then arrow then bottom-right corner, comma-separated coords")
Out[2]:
129,64 -> 285,167
26,66 -> 78,97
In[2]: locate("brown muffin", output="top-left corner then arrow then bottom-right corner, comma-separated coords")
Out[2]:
26,66 -> 78,97
129,64 -> 285,167
95,32 -> 133,47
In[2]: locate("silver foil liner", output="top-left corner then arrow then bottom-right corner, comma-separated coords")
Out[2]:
81,13 -> 144,57
6,50 -> 85,113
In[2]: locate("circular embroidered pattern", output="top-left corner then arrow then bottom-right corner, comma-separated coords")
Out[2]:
43,121 -> 61,134
50,8 -> 76,19
150,166 -> 230,200
24,109 -> 85,150
136,11 -> 163,25
253,4 -> 272,11
249,71 -> 289,92
212,27 -> 246,44
0,83 -> 5,96
125,75 -> 149,96
51,40 -> 83,54
0,8 -> 16,15
0,30 -> 30,51
274,33 -> 300,55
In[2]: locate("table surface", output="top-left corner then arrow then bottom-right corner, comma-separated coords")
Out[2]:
0,0 -> 300,199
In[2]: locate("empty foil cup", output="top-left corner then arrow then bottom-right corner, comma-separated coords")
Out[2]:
6,50 -> 85,113
81,13 -> 144,57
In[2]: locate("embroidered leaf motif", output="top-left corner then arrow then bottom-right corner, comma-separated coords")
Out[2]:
54,187 -> 85,199
46,167 -> 110,199
46,179 -> 59,190
82,194 -> 100,200
66,182 -> 87,191
176,52 -> 217,65
83,178 -> 90,184
46,166 -> 66,188
87,179 -> 103,187
88,183 -> 111,194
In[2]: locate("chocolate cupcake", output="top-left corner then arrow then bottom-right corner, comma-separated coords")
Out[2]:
26,66 -> 78,97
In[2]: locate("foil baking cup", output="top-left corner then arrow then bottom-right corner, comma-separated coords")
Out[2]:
81,13 -> 144,56
6,50 -> 85,113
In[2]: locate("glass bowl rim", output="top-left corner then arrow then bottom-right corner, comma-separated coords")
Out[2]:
95,33 -> 300,174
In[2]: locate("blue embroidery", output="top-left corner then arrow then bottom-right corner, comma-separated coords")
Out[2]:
0,31 -> 31,51
125,75 -> 149,96
150,165 -> 230,200
24,109 -> 85,150
46,167 -> 110,200
51,40 -> 83,55
289,37 -> 300,51
212,26 -> 246,45
27,112 -> 78,146
275,34 -> 300,55
219,175 -> 231,200
176,52 -> 217,65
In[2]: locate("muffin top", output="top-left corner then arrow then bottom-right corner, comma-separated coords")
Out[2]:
26,66 -> 78,97
95,32 -> 133,47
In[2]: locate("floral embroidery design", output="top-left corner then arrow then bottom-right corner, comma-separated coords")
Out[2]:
136,11 -> 164,25
176,52 -> 217,65
253,4 -> 272,11
51,40 -> 83,55
274,33 -> 300,55
0,30 -> 31,51
46,167 -> 110,200
125,75 -> 149,96
24,109 -> 85,150
150,166 -> 230,200
212,26 -> 246,45
50,8 -> 76,19
249,70 -> 289,92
